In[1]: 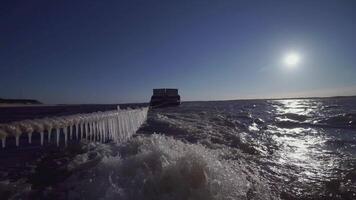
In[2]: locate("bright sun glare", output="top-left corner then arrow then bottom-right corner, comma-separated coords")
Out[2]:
284,52 -> 300,67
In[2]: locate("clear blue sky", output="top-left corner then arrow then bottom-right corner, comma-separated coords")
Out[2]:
1,0 -> 356,103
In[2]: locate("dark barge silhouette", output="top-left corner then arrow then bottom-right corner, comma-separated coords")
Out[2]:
150,88 -> 181,107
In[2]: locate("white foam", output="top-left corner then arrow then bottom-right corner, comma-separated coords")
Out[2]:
60,134 -> 274,200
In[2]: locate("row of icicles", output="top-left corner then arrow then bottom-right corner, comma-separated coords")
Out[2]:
0,107 -> 149,148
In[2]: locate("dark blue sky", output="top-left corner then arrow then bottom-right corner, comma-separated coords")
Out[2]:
1,0 -> 356,103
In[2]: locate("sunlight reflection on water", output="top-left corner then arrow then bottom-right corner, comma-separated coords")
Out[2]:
270,99 -> 338,182
273,99 -> 324,117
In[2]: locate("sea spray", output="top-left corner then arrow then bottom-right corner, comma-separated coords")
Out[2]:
58,134 -> 274,200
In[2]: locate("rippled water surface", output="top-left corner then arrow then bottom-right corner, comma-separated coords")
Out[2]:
140,97 -> 356,199
1,97 -> 356,199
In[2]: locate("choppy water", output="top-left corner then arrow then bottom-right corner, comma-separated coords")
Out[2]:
1,97 -> 356,199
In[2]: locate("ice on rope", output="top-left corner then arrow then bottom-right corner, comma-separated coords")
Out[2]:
0,107 -> 149,148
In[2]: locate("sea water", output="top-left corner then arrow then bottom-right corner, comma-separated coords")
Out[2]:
0,97 -> 356,199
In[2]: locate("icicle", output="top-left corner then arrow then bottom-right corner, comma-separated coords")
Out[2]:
107,118 -> 110,139
98,121 -> 103,142
107,118 -> 111,140
90,122 -> 94,141
110,118 -> 114,141
56,128 -> 60,146
88,122 -> 91,140
63,127 -> 68,146
103,118 -> 108,140
111,119 -> 114,139
90,122 -> 93,141
28,132 -> 32,144
97,121 -> 101,142
129,112 -> 133,135
1,138 -> 5,148
75,124 -> 79,139
95,123 -> 98,141
113,117 -> 117,141
114,118 -> 118,141
124,112 -> 128,137
90,121 -> 93,140
111,118 -> 115,142
101,121 -> 105,142
112,118 -> 115,140
85,122 -> 91,140
115,116 -> 122,140
109,118 -> 115,138
40,131 -> 44,146
95,121 -> 98,141
98,121 -> 104,143
85,122 -> 89,140
119,118 -> 122,139
80,123 -> 84,139
117,117 -> 120,134
0,129 -> 7,148
124,114 -> 129,136
87,122 -> 91,141
93,121 -> 97,141
128,112 -> 133,135
48,128 -> 52,142
69,125 -> 73,140
0,107 -> 148,149
133,111 -> 138,129
15,135 -> 20,147
94,121 -> 97,141
86,121 -> 89,139
119,114 -> 124,138
98,121 -> 102,142
101,120 -> 105,141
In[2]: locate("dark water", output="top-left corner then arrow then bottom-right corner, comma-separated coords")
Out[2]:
143,97 -> 356,199
1,97 -> 356,199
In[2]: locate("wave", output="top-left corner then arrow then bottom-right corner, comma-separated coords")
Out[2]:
145,112 -> 261,155
317,113 -> 356,129
325,139 -> 356,147
278,113 -> 309,122
55,135 -> 275,200
274,113 -> 356,130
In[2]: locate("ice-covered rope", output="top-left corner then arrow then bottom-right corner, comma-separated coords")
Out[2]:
0,107 -> 149,148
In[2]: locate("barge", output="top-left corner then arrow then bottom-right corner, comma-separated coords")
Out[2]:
150,88 -> 181,107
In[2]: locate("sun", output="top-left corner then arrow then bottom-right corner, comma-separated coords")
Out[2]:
284,52 -> 300,67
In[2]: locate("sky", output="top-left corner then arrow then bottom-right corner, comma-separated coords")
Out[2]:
1,0 -> 356,104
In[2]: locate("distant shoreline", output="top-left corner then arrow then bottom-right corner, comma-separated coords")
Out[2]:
0,104 -> 48,107
0,98 -> 42,106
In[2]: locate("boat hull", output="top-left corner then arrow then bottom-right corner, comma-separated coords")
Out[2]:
150,96 -> 180,108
